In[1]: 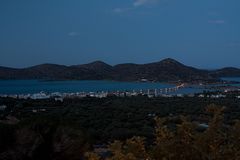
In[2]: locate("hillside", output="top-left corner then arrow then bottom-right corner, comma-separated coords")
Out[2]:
0,58 -> 239,82
112,58 -> 210,82
211,67 -> 240,77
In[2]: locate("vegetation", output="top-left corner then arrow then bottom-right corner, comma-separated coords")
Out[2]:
86,104 -> 240,160
2,58 -> 240,82
1,96 -> 240,159
0,116 -> 90,160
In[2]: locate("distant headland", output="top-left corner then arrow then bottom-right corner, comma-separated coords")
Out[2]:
0,58 -> 240,83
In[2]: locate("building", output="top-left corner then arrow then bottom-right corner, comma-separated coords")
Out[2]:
0,105 -> 7,111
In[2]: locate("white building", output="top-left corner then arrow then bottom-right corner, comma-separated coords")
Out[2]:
0,105 -> 7,111
31,92 -> 50,100
55,97 -> 63,102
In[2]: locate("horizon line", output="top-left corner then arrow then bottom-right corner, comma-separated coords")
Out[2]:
0,58 -> 239,70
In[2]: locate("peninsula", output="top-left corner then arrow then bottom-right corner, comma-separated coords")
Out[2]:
1,58 -> 240,83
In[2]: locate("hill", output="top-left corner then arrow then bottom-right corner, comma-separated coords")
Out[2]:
0,58 -> 239,82
112,58 -> 211,82
211,67 -> 240,77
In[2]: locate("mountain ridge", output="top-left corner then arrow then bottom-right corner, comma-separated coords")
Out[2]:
0,58 -> 240,82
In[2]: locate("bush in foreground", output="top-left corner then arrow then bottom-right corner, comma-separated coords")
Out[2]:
86,104 -> 240,160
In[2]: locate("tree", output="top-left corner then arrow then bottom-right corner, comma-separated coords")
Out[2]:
86,104 -> 240,160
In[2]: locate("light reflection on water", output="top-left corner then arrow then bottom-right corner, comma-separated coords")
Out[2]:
0,78 -> 239,95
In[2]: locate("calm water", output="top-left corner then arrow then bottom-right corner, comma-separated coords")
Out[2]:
0,80 -> 176,94
1,78 -> 239,95
221,77 -> 240,83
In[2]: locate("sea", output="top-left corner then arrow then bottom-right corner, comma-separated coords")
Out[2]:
0,78 -> 239,95
221,77 -> 240,83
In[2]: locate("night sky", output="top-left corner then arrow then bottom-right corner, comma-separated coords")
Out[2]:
0,0 -> 240,68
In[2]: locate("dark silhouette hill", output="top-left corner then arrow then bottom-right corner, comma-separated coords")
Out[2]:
0,58 -> 239,82
210,67 -> 240,77
112,58 -> 210,81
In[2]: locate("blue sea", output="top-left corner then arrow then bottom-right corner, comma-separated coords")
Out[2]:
0,78 -> 239,95
221,77 -> 240,83
0,80 -> 176,94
